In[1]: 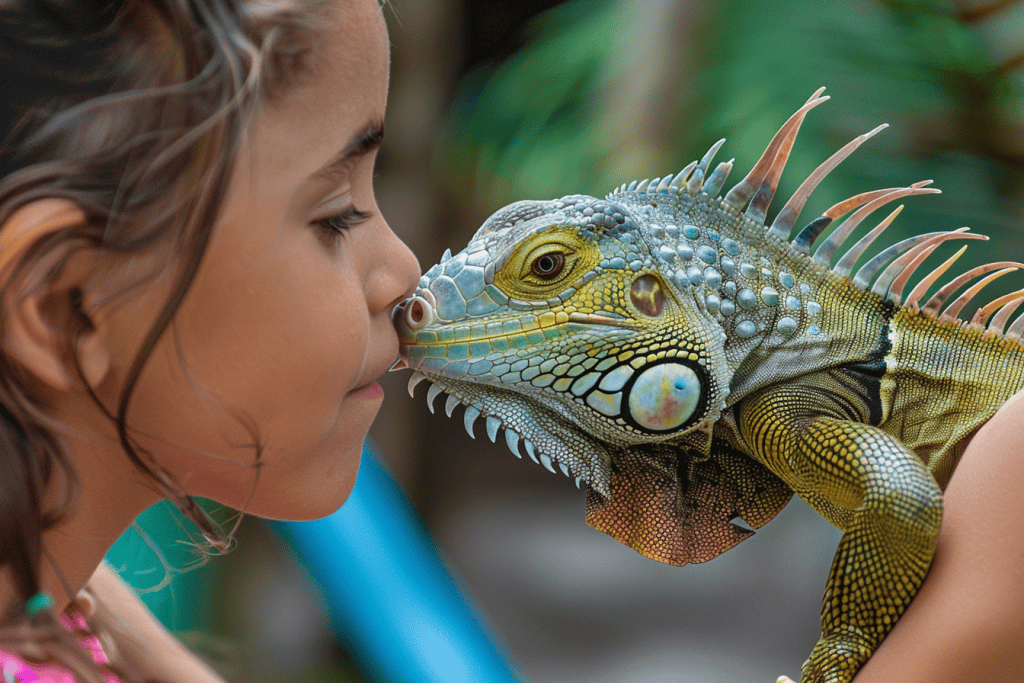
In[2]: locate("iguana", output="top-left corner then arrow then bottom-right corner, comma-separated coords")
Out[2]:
392,89 -> 1024,682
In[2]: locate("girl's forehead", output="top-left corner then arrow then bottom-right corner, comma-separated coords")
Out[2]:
278,0 -> 389,122
254,3 -> 385,135
310,0 -> 390,98
219,0 -> 388,216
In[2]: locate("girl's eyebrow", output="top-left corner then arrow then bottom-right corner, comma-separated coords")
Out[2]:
310,120 -> 385,183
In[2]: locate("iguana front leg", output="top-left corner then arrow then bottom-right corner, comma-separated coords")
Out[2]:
737,376 -> 943,683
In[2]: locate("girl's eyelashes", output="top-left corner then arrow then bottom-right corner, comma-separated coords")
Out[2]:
315,205 -> 372,245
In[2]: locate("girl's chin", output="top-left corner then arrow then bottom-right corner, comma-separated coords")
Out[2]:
240,433 -> 364,521
248,465 -> 360,521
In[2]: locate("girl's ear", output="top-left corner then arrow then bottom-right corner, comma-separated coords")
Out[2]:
1,199 -> 110,392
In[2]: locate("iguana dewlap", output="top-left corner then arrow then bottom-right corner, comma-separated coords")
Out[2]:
393,89 -> 1024,683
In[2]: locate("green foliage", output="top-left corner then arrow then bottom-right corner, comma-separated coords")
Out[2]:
438,0 -> 627,202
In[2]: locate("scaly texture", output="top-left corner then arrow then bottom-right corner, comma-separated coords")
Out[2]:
393,90 -> 1024,683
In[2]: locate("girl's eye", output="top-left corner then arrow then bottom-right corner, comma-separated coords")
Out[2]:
316,206 -> 372,244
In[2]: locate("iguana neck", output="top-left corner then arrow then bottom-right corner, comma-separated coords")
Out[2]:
637,190 -> 890,405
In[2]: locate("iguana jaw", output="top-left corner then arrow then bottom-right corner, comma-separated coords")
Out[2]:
403,370 -> 614,495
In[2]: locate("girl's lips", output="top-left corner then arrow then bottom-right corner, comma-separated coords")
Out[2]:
350,351 -> 401,398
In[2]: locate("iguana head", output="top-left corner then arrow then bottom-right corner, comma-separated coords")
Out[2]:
393,194 -> 733,496
394,89 -> 855,498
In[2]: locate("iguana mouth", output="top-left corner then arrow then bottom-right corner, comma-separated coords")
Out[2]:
404,369 -> 614,495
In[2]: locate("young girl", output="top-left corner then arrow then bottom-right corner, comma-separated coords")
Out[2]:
0,0 -> 418,679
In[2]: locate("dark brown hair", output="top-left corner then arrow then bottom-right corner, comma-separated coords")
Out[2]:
0,0 -> 327,679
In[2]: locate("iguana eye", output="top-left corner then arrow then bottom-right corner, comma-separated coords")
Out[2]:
494,229 -> 597,300
531,252 -> 565,279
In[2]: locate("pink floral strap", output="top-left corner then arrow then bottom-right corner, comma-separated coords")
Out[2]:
0,604 -> 122,682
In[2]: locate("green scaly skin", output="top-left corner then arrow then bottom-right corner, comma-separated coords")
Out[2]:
393,90 -> 1024,682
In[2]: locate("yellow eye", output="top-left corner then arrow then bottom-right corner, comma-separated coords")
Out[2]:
531,252 -> 565,279
493,227 -> 599,301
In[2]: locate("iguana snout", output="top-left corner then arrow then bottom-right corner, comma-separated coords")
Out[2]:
394,195 -> 735,500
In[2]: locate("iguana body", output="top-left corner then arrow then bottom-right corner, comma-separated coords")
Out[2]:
394,90 -> 1024,682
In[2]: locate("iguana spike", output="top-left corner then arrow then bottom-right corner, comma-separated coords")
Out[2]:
504,428 -> 523,458
885,233 -> 979,305
697,138 -> 726,175
813,183 -> 939,266
920,262 -> 1023,316
903,246 -> 970,310
885,243 -> 943,306
870,229 -> 980,298
426,383 -> 443,413
834,205 -> 905,278
646,177 -> 662,193
670,160 -> 698,187
656,175 -> 673,193
724,89 -> 829,211
522,438 -> 540,464
792,216 -> 832,254
854,228 -> 965,290
771,124 -> 888,239
701,158 -> 733,198
686,166 -> 705,194
823,186 -> 910,220
745,175 -> 777,225
538,452 -> 557,473
749,103 -> 815,227
444,394 -> 460,418
485,415 -> 500,443
635,178 -> 651,192
1002,304 -> 1024,341
988,293 -> 1024,335
939,267 -> 1019,322
974,290 -> 1024,332
407,371 -> 428,397
463,405 -> 480,438
626,180 -> 638,192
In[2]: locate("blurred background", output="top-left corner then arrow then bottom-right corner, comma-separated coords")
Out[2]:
109,0 -> 1024,681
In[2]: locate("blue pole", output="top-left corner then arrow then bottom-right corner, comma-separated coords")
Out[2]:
273,441 -> 523,683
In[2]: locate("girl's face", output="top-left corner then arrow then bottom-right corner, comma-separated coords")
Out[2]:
96,0 -> 419,520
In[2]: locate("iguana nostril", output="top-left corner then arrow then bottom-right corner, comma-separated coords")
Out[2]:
405,297 -> 433,329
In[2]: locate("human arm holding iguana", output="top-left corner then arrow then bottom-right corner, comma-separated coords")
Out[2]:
776,389 -> 1024,683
